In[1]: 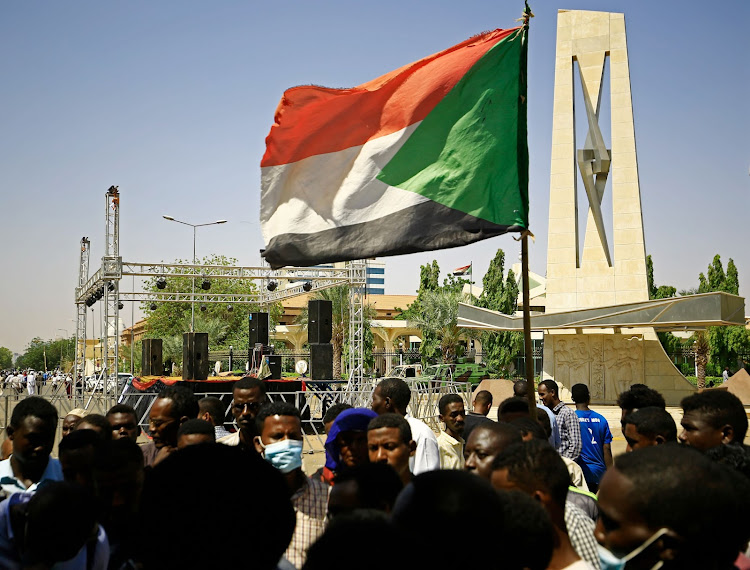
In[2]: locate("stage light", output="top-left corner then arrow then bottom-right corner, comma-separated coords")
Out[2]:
227,304 -> 233,312
107,282 -> 115,292
200,304 -> 207,312
201,279 -> 211,291
150,302 -> 157,311
118,302 -> 124,310
156,277 -> 167,289
303,281 -> 312,292
267,281 -> 277,291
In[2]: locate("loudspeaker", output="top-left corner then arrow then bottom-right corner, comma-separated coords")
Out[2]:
310,343 -> 333,380
249,312 -> 269,346
267,355 -> 282,380
183,332 -> 209,381
142,339 -> 163,376
308,300 -> 332,344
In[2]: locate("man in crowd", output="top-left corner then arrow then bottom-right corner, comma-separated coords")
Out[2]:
571,383 -> 612,492
371,377 -> 439,474
140,444 -> 294,569
622,406 -> 677,451
596,445 -> 750,569
26,370 -> 36,396
177,418 -> 216,449
326,463 -> 403,520
0,396 -> 62,496
197,396 -> 231,440
106,404 -> 140,442
436,393 -> 466,469
491,440 -> 599,569
538,380 -> 581,461
515,380 -> 560,448
142,385 -> 198,467
616,383 -> 665,427
219,376 -> 267,450
254,402 -> 328,569
463,421 -> 522,480
367,413 -> 416,486
679,389 -> 747,452
463,389 -> 493,443
0,481 -> 108,569
61,408 -> 87,440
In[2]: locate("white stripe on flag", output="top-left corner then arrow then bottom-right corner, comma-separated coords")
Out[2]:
260,123 -> 429,242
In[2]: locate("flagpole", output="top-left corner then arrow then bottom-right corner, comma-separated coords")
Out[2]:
521,233 -> 536,419
469,261 -> 473,306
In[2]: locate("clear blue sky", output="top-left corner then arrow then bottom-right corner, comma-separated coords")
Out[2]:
1,1 -> 748,354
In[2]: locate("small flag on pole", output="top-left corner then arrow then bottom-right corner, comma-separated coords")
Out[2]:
260,25 -> 529,269
453,264 -> 472,276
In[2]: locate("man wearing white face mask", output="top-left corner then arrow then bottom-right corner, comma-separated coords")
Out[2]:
595,445 -> 750,570
254,401 -> 329,569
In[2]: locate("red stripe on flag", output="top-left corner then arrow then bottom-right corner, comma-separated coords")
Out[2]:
453,264 -> 471,274
261,28 -> 518,167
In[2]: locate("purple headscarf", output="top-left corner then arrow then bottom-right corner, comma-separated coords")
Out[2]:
324,407 -> 378,471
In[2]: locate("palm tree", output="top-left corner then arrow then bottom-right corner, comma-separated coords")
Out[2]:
693,331 -> 710,389
409,289 -> 472,363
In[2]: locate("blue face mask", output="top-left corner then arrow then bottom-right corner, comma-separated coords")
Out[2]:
260,439 -> 304,473
598,528 -> 668,570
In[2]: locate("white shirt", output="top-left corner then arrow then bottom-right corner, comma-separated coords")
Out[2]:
405,415 -> 440,475
0,456 -> 63,496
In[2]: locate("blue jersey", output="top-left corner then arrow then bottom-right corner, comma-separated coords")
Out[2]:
575,409 -> 612,487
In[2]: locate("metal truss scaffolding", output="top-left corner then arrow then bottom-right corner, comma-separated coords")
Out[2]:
74,237 -> 90,396
348,260 -> 367,387
75,187 -> 369,392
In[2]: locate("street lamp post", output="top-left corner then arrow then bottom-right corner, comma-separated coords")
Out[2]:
162,216 -> 227,332
55,328 -> 68,371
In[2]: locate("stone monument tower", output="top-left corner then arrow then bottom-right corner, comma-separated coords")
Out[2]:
543,10 -> 694,404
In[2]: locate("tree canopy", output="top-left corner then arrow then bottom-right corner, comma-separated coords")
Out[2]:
477,249 -> 522,375
0,347 -> 13,369
14,337 -> 75,372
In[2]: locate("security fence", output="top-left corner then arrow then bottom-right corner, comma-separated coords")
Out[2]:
0,378 -> 474,453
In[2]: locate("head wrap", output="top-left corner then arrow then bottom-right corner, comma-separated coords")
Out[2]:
324,407 -> 378,471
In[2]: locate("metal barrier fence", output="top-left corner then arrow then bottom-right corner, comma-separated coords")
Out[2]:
0,379 -> 474,454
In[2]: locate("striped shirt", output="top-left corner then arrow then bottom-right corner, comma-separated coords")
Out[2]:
285,476 -> 329,568
553,402 -> 583,461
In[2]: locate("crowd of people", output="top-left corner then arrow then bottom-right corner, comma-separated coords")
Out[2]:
0,375 -> 749,569
0,369 -> 75,395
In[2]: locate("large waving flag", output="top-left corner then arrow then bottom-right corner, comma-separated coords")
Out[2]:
260,26 -> 529,269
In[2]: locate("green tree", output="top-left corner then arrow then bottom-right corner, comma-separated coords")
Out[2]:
478,249 -> 522,375
399,261 -> 444,363
408,289 -> 470,363
726,259 -> 739,295
646,255 -> 657,300
15,337 -> 74,371
695,255 -> 749,374
0,347 -> 13,369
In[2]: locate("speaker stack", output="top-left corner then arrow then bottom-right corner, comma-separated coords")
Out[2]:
248,312 -> 271,371
308,300 -> 333,380
183,332 -> 209,380
142,339 -> 163,376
